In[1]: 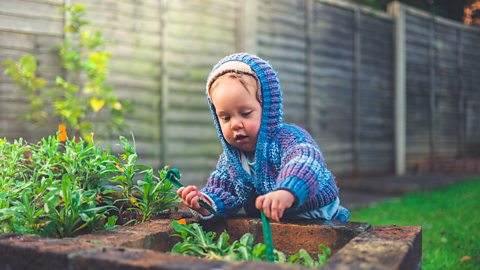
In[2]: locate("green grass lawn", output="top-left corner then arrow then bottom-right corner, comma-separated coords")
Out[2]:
350,178 -> 480,270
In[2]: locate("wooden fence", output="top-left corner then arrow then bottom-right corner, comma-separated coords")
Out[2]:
1,0 -> 479,184
399,5 -> 480,170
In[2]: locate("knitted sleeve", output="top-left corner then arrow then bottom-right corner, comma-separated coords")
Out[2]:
201,153 -> 243,217
275,126 -> 339,209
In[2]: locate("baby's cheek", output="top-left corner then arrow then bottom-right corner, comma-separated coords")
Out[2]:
220,126 -> 232,142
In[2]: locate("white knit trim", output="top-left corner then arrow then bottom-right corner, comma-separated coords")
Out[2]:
189,193 -> 217,220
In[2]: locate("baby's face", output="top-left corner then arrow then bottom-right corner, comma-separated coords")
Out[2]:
211,76 -> 262,159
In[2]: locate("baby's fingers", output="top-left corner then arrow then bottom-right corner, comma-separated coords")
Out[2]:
261,197 -> 272,219
270,200 -> 280,222
277,206 -> 286,220
255,195 -> 265,210
190,196 -> 201,209
176,187 -> 185,196
180,185 -> 197,198
185,189 -> 199,205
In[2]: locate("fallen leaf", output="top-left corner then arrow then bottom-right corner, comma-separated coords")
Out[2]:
461,256 -> 471,262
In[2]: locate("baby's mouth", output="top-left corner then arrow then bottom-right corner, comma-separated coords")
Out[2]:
234,134 -> 248,141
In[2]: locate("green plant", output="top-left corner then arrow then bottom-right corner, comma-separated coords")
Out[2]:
41,174 -> 115,237
129,168 -> 178,223
1,4 -> 130,141
170,220 -> 330,267
107,136 -> 145,200
108,138 -> 178,225
0,134 -> 177,237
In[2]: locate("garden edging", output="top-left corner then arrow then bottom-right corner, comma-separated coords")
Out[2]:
0,217 -> 421,270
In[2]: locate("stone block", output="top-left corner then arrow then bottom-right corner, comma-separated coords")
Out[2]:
322,225 -> 422,269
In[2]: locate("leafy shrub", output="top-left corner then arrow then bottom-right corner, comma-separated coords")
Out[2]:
0,134 -> 177,237
170,220 -> 331,267
1,4 -> 131,141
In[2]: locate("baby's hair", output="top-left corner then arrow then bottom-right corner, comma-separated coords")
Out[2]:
209,71 -> 262,104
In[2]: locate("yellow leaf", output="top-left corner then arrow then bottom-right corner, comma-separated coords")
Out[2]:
64,25 -> 75,33
84,84 -> 94,94
113,102 -> 122,110
80,29 -> 90,40
90,98 -> 105,112
83,133 -> 93,142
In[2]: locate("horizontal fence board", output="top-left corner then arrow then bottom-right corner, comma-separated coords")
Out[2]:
0,13 -> 63,36
0,1 -> 63,20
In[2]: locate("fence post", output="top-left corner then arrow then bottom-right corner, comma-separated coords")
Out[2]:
159,0 -> 169,167
428,18 -> 437,171
388,2 -> 406,175
352,7 -> 361,176
305,0 -> 314,134
457,29 -> 465,158
238,0 -> 258,54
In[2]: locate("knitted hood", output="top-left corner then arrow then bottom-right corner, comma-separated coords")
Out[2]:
206,53 -> 283,168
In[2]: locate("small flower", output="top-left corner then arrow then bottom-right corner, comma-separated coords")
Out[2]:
176,218 -> 187,225
114,162 -> 124,172
96,194 -> 103,204
58,124 -> 68,142
129,197 -> 140,208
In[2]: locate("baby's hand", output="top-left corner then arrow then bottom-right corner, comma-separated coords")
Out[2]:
177,185 -> 211,216
255,190 -> 295,222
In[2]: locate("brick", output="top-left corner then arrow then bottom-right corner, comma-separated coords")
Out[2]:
224,260 -> 309,270
70,246 -> 227,270
77,226 -> 150,248
322,226 -> 422,270
0,234 -> 95,270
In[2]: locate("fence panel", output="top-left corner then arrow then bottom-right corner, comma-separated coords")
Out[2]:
0,0 -> 64,140
311,2 -> 355,175
357,10 -> 395,175
257,0 -> 308,128
462,28 -> 480,156
433,23 -> 461,158
403,6 -> 480,170
404,12 -> 433,166
162,0 -> 239,183
78,0 -> 163,166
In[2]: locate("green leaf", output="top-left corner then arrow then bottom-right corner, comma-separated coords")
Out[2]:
19,54 -> 37,73
216,231 -> 230,250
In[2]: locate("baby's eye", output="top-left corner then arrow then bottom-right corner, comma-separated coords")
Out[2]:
220,115 -> 230,121
241,111 -> 251,117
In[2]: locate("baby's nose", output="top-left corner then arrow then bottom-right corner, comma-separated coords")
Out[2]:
231,118 -> 243,129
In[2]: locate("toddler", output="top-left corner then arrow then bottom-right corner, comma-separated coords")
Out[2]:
177,53 -> 349,222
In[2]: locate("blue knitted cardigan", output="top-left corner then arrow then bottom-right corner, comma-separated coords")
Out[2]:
203,53 -> 342,218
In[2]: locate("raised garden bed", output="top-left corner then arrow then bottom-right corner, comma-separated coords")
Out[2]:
0,135 -> 422,269
0,212 -> 422,270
